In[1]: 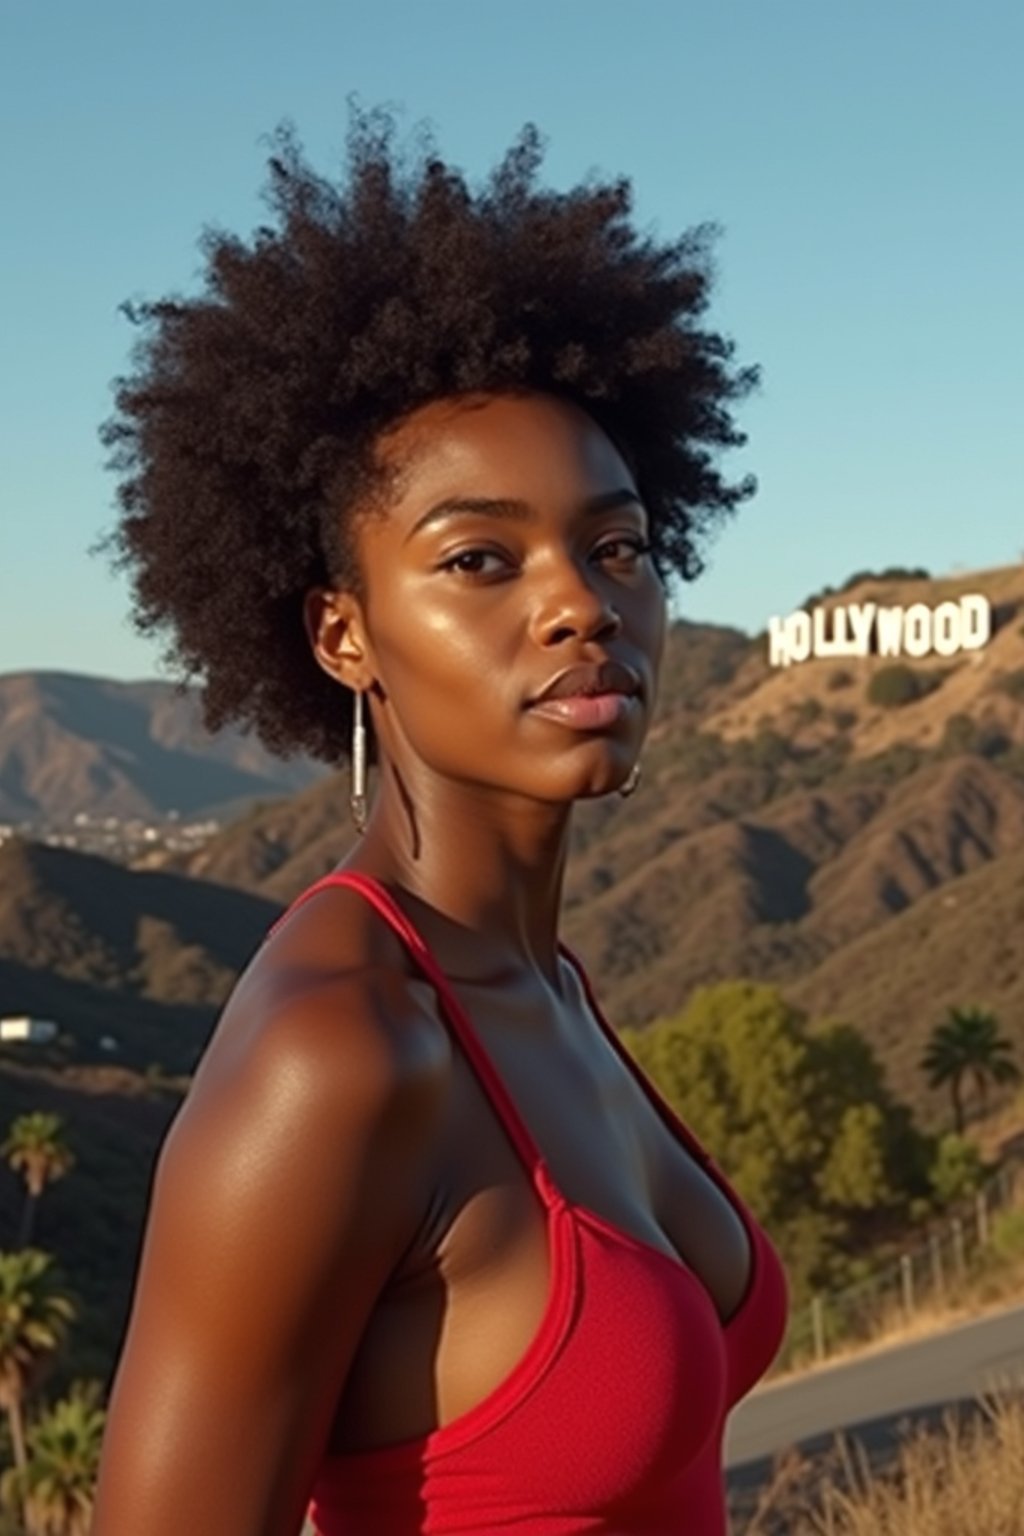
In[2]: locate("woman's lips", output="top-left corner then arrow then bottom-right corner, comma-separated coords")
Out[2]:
526,692 -> 637,730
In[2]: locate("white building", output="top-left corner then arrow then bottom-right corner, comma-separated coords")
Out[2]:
0,1016 -> 59,1044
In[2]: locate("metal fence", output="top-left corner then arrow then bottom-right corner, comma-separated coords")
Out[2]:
774,1155 -> 1024,1373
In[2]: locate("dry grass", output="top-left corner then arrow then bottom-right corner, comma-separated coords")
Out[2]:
737,1392 -> 1024,1535
776,1252 -> 1024,1382
776,1222 -> 1024,1394
972,1096 -> 1024,1164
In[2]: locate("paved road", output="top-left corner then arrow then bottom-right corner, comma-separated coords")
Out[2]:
725,1299 -> 1024,1473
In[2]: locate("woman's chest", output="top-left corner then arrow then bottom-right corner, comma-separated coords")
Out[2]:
331,1004 -> 757,1454
433,1005 -> 754,1319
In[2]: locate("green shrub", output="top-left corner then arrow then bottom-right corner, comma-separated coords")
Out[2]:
877,565 -> 931,581
826,667 -> 855,691
793,698 -> 823,725
841,743 -> 924,784
999,744 -> 1024,780
733,728 -> 790,772
996,668 -> 1024,701
867,664 -> 941,708
940,713 -> 979,754
836,566 -> 930,594
975,724 -> 1011,758
928,1133 -> 985,1205
789,736 -> 853,787
672,732 -> 729,782
991,1207 -> 1024,1261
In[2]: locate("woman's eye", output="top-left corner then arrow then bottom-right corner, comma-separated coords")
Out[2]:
593,536 -> 652,566
440,548 -> 510,576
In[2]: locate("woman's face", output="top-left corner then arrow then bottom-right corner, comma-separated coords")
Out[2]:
341,391 -> 666,805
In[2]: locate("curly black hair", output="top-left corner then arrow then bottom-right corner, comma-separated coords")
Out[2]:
101,112 -> 757,764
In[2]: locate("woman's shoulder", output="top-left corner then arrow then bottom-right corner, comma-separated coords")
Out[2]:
214,875 -> 448,1090
167,876 -> 452,1199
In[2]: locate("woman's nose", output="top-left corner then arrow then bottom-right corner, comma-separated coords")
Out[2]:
531,561 -> 622,648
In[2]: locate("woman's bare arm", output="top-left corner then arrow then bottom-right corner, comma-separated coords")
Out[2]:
91,972 -> 443,1536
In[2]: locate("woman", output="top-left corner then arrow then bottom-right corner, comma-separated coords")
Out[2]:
93,118 -> 787,1535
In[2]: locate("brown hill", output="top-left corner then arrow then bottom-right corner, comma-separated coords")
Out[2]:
705,563 -> 1024,757
0,838 -> 280,1071
560,754 -> 1024,1032
0,670 -> 326,821
170,772 -> 359,902
803,758 -> 1024,941
789,844 -> 1024,1112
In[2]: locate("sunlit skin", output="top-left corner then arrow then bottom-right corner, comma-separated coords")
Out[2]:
91,392 -> 752,1536
306,391 -> 666,981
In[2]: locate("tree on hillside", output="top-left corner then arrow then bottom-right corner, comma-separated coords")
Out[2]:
920,1007 -> 1021,1134
0,1380 -> 105,1536
0,1251 -> 74,1482
2,1115 -> 75,1249
622,983 -> 931,1295
929,1133 -> 985,1206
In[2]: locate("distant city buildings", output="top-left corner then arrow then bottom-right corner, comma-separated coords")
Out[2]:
0,811 -> 222,865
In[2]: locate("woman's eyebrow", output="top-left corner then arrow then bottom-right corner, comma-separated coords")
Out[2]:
406,488 -> 643,541
407,497 -> 530,540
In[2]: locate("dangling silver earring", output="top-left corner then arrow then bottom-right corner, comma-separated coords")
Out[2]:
619,762 -> 642,799
350,688 -> 368,834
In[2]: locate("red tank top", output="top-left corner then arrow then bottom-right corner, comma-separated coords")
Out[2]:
272,873 -> 788,1535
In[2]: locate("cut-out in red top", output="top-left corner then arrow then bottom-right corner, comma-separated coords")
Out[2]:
270,872 -> 788,1534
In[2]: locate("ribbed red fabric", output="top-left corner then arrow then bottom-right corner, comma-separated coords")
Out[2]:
271,873 -> 788,1535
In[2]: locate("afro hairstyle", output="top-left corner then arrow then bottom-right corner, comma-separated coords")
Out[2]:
101,112 -> 757,764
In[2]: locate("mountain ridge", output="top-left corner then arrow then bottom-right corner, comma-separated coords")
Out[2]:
0,670 -> 327,822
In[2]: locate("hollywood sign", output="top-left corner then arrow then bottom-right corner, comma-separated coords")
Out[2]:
768,594 -> 992,669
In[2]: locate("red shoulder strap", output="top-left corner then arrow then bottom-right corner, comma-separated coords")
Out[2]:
269,872 -> 549,1189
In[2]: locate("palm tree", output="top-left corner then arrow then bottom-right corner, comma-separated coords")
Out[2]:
1,1115 -> 75,1248
920,1006 -> 1021,1133
0,1251 -> 74,1481
0,1381 -> 105,1536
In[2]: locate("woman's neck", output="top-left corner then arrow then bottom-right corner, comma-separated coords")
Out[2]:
352,765 -> 572,988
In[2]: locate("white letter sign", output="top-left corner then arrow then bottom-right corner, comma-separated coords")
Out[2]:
766,592 -> 993,668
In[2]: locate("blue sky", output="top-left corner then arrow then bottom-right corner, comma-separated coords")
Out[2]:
2,0 -> 1022,681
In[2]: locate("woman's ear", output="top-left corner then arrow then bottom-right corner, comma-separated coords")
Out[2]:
303,588 -> 373,692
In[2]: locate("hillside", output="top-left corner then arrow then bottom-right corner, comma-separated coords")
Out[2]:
703,563 -> 1024,758
0,670 -> 326,822
168,771 -> 360,902
789,841 -> 1024,1102
0,838 -> 279,1072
